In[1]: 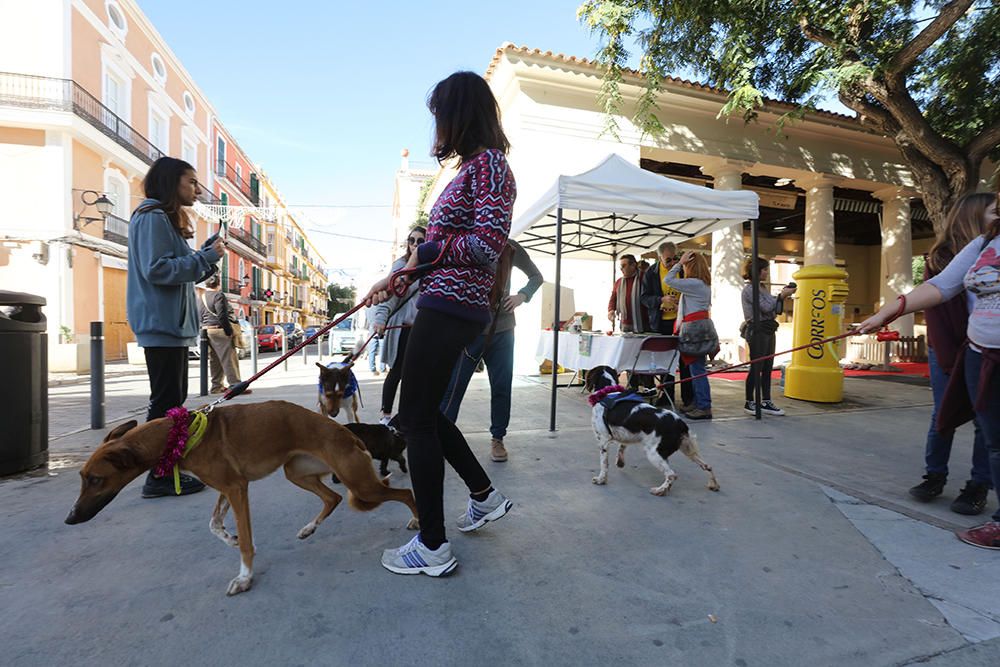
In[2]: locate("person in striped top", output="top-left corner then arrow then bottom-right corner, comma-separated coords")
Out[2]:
364,71 -> 515,576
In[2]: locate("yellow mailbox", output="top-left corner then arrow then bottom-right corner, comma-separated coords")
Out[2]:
784,265 -> 850,403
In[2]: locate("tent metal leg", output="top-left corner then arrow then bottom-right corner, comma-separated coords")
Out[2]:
550,208 -> 563,432
750,218 -> 762,420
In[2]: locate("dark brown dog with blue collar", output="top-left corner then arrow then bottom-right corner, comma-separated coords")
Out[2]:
65,400 -> 419,596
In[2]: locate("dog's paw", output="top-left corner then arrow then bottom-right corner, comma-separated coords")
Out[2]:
297,523 -> 317,540
650,486 -> 670,496
592,476 -> 607,485
226,575 -> 253,596
707,480 -> 721,492
615,458 -> 625,469
406,517 -> 420,530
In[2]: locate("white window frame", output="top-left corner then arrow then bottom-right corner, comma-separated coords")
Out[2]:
150,53 -> 168,85
181,128 -> 198,171
103,168 -> 131,219
101,58 -> 132,123
216,135 -> 226,172
182,91 -> 196,117
235,163 -> 243,187
105,1 -> 128,39
147,95 -> 171,155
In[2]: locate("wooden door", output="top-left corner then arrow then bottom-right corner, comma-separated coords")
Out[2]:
103,267 -> 132,360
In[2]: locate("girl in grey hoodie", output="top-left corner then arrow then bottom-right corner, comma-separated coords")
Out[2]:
126,157 -> 221,497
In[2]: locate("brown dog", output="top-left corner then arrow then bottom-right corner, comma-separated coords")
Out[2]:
65,400 -> 419,596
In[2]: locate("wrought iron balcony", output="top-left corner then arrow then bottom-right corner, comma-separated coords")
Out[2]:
0,71 -> 164,165
215,161 -> 259,205
227,225 -> 267,257
223,276 -> 243,295
103,213 -> 129,246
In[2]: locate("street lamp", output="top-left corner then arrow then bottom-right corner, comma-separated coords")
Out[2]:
73,189 -> 114,228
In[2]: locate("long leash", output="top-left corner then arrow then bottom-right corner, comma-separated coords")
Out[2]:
659,298 -> 906,388
195,238 -> 453,413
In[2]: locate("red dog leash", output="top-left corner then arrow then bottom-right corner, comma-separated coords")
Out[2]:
198,239 -> 454,411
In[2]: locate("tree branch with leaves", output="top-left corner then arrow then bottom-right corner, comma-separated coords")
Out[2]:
579,0 -> 1000,231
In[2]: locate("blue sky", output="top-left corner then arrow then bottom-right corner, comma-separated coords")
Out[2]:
139,0 -> 609,279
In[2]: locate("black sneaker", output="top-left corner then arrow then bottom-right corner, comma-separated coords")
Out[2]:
950,481 -> 990,516
744,401 -> 757,415
760,401 -> 785,416
909,473 -> 947,502
142,471 -> 206,498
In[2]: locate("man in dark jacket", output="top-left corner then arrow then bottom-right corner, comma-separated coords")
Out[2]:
640,242 -> 693,409
198,276 -> 248,395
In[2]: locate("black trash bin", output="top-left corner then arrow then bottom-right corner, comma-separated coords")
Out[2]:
0,291 -> 48,476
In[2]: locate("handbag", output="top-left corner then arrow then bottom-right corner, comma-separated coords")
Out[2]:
679,318 -> 719,356
740,318 -> 779,340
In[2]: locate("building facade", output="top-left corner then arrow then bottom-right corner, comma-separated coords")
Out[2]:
0,0 -> 328,366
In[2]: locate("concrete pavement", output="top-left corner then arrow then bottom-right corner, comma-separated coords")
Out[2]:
2,358 -> 998,666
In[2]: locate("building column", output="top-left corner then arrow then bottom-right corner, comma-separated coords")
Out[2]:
874,187 -> 915,336
798,175 -> 837,266
702,160 -> 750,364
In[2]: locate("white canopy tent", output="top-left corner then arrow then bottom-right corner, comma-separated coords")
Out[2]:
508,154 -> 762,429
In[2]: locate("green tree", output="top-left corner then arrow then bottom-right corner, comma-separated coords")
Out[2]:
579,0 -> 1000,231
414,177 -> 434,227
326,283 -> 357,318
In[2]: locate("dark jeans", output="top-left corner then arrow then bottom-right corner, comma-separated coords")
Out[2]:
745,332 -> 776,402
143,346 -> 188,484
143,347 -> 189,421
963,349 -> 1000,521
925,348 -> 990,485
398,308 -> 492,549
380,327 -> 410,414
656,318 -> 693,407
440,329 -> 515,439
687,355 -> 711,410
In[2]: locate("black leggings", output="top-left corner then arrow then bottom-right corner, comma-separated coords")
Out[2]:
745,333 -> 776,402
397,308 -> 491,549
143,347 -> 189,421
380,327 -> 410,414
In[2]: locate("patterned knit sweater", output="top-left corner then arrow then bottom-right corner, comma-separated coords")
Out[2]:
415,149 -> 516,323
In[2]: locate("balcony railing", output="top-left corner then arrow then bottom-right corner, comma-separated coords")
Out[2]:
227,225 -> 267,256
0,72 -> 164,165
215,161 -> 258,205
223,277 -> 242,296
103,213 -> 129,246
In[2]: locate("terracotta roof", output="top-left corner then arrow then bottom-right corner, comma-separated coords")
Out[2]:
485,42 -> 859,125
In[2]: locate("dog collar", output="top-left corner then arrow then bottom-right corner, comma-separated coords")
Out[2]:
154,407 -> 209,495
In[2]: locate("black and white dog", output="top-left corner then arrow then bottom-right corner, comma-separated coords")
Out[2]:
584,366 -> 720,496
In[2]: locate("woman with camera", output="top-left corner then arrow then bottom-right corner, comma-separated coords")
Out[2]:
741,257 -> 795,416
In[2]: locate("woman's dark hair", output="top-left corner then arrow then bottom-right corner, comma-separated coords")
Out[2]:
928,192 -> 994,273
428,71 -> 509,163
403,225 -> 427,261
742,256 -> 770,281
139,157 -> 196,239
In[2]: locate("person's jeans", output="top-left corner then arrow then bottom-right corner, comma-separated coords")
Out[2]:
398,308 -> 492,549
440,329 -> 515,440
963,349 -> 1000,522
686,355 -> 711,410
657,318 -> 694,407
745,332 -> 776,402
368,336 -> 385,372
380,327 -> 410,414
925,348 -> 991,485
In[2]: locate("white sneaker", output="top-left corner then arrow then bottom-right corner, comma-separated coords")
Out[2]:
379,415 -> 392,427
456,489 -> 512,533
380,534 -> 458,577
760,400 -> 786,416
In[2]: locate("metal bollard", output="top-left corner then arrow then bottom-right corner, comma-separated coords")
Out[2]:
282,335 -> 288,371
199,329 -> 209,396
250,326 -> 258,374
317,335 -> 323,361
302,342 -> 308,365
90,321 -> 105,429
328,333 -> 333,357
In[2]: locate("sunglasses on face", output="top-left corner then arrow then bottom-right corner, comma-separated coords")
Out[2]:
407,237 -> 425,245
663,256 -> 678,263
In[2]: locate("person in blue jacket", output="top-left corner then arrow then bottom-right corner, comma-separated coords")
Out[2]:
127,157 -> 222,498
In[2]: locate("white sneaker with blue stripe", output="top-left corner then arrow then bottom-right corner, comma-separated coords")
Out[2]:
380,534 -> 458,577
456,489 -> 513,533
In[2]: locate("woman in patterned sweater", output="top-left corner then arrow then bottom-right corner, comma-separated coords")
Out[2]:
364,71 -> 515,576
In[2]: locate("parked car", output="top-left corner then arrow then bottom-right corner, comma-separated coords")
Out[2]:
188,319 -> 254,359
303,325 -> 325,343
276,322 -> 304,347
256,324 -> 285,352
328,316 -> 358,354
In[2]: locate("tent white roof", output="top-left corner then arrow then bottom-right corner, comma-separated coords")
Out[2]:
511,154 -> 760,259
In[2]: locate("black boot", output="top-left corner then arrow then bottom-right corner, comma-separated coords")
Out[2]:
909,473 -> 947,502
950,481 -> 990,516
